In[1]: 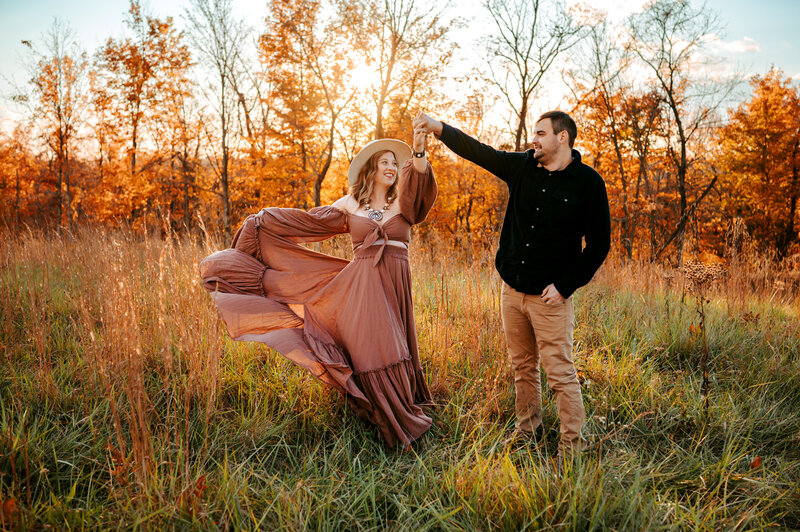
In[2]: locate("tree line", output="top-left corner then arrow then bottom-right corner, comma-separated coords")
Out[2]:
1,0 -> 798,264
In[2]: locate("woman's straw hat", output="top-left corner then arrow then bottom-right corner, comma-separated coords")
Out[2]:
347,139 -> 412,186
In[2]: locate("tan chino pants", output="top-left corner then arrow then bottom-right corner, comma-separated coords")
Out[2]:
501,282 -> 585,453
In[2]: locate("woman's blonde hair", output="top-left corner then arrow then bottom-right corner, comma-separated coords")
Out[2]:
349,150 -> 398,206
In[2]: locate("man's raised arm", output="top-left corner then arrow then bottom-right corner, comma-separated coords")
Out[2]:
413,112 -> 526,183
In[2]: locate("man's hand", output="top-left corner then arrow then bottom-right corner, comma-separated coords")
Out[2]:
541,284 -> 565,305
413,111 -> 443,137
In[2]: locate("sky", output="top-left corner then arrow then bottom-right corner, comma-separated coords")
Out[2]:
1,0 -> 799,133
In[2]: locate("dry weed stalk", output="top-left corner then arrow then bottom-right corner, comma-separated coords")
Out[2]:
682,261 -> 725,420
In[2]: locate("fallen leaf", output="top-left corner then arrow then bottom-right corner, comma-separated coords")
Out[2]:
1,498 -> 18,524
750,456 -> 762,469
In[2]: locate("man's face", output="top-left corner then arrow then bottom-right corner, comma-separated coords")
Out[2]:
532,119 -> 562,163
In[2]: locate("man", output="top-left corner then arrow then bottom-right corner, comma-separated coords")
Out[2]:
413,110 -> 610,456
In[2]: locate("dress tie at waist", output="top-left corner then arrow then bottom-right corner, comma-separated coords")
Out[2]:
360,225 -> 388,266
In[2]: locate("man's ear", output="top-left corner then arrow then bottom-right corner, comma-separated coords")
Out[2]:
558,130 -> 568,145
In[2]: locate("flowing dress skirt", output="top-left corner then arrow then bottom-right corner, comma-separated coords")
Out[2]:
200,210 -> 432,447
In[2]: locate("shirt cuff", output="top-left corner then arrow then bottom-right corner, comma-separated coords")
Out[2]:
438,122 -> 455,143
553,280 -> 575,300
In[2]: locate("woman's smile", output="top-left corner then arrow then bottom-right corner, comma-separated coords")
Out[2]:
376,153 -> 398,185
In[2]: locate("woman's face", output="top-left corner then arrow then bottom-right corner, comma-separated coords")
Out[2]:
373,151 -> 398,187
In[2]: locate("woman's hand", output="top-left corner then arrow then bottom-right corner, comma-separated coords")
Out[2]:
412,111 -> 428,172
413,125 -> 426,154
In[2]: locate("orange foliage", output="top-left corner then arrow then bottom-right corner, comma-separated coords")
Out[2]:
2,0 -> 798,265
91,0 -> 193,225
720,68 -> 800,256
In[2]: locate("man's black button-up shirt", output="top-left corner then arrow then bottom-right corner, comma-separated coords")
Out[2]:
439,122 -> 611,298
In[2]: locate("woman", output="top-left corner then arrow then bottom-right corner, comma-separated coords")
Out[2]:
199,125 -> 436,448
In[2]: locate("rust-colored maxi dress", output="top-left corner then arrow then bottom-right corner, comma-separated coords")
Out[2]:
199,160 -> 436,447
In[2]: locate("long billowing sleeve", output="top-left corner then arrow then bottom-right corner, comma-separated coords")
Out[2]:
398,159 -> 437,225
201,205 -> 349,305
244,205 -> 349,243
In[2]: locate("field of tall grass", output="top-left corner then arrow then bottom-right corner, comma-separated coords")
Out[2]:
1,226 -> 799,530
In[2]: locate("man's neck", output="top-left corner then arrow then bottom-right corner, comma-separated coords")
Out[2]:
541,150 -> 573,172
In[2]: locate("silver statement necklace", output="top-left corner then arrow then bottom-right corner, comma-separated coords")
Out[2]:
364,198 -> 393,221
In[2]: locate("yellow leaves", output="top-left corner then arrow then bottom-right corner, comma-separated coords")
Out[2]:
719,68 -> 800,254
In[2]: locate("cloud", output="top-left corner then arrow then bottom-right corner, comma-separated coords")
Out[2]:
701,34 -> 761,55
684,34 -> 763,80
792,72 -> 800,81
718,36 -> 760,54
567,0 -> 646,22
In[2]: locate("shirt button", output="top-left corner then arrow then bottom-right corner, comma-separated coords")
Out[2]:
530,225 -> 534,229
526,243 -> 529,247
564,199 -> 567,202
521,260 -> 525,264
541,188 -> 545,192
536,207 -> 540,211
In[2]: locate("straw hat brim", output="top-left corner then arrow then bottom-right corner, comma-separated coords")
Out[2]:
347,139 -> 412,186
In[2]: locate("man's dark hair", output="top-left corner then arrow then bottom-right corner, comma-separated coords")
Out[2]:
537,111 -> 577,148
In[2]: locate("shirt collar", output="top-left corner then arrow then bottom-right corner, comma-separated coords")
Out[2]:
565,149 -> 582,176
534,149 -> 583,176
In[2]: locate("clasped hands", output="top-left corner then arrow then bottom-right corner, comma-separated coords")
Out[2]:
412,111 -> 443,153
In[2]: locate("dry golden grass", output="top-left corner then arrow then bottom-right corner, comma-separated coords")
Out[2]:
1,226 -> 799,529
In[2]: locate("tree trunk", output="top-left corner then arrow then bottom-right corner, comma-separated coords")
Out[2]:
65,146 -> 71,231
15,168 -> 21,226
374,40 -> 398,140
131,113 -> 139,179
220,76 -> 231,240
514,92 -> 529,152
221,143 -> 230,240
56,152 -> 63,229
779,136 -> 800,256
314,123 -> 336,207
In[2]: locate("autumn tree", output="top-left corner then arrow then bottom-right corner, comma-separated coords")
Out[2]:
337,0 -> 455,140
484,0 -> 583,151
166,90 -> 205,231
185,0 -> 250,238
259,0 -> 357,208
0,127 -> 35,225
628,0 -> 737,263
623,92 -> 667,260
21,18 -> 88,229
94,1 -> 192,221
570,18 -> 663,261
720,69 -> 800,256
